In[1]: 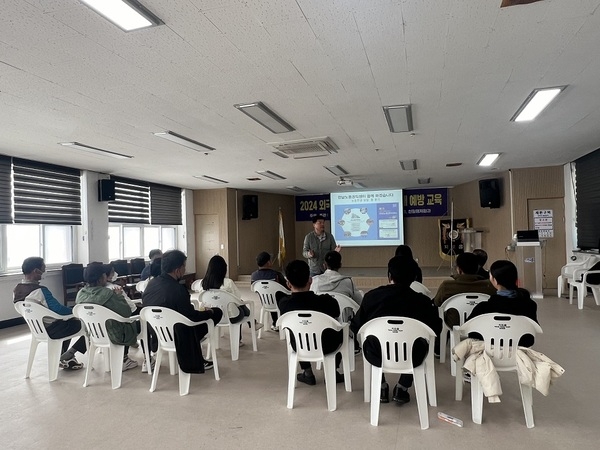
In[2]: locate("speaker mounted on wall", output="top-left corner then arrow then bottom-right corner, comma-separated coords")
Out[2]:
479,178 -> 501,208
98,179 -> 116,202
242,194 -> 258,220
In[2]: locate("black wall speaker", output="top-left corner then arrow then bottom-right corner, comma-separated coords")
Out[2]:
242,194 -> 258,220
479,178 -> 501,208
98,179 -> 116,202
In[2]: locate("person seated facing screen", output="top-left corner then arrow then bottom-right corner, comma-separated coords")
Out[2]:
140,249 -> 163,281
310,250 -> 363,304
251,251 -> 286,331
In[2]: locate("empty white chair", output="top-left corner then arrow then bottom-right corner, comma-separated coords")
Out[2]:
454,313 -> 543,428
251,280 -> 290,338
358,316 -> 437,429
140,306 -> 219,395
14,301 -> 86,382
558,255 -> 599,297
198,289 -> 258,361
439,293 -> 490,374
568,268 -> 600,309
73,303 -> 140,389
277,311 -> 352,411
190,279 -> 203,302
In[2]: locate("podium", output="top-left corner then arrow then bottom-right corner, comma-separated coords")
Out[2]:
516,241 -> 543,299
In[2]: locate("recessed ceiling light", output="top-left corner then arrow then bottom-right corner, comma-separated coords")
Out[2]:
418,178 -> 431,184
59,142 -> 132,159
153,131 -> 215,152
477,153 -> 501,167
383,104 -> 414,132
446,162 -> 462,167
81,0 -> 163,32
256,170 -> 286,180
400,159 -> 417,171
272,151 -> 290,159
324,165 -> 348,176
511,86 -> 567,122
234,101 -> 295,134
286,186 -> 306,192
193,175 -> 228,184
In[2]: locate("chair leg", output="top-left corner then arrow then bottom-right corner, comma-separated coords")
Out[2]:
258,308 -> 265,339
150,349 -> 163,392
249,320 -> 258,352
455,360 -> 464,401
439,324 -> 448,363
25,338 -> 39,379
578,284 -> 586,310
83,344 -> 96,387
471,375 -> 484,424
169,352 -> 178,375
109,344 -> 125,389
47,340 -> 63,382
557,275 -> 563,298
425,357 -> 437,407
178,366 -> 191,396
363,359 -> 371,403
413,366 -> 430,430
229,324 -> 241,361
592,287 -> 600,306
323,356 -> 337,411
370,367 -> 383,426
208,332 -> 220,381
341,349 -> 352,393
519,382 -> 535,428
569,282 -> 574,305
287,354 -> 298,409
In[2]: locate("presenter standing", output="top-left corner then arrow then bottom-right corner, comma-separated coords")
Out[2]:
303,215 -> 341,276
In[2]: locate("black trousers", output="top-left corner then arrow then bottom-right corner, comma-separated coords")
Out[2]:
45,318 -> 87,356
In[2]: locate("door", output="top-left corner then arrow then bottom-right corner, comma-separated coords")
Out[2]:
195,214 -> 219,278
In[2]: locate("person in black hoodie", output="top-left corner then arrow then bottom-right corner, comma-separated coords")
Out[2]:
467,260 -> 538,347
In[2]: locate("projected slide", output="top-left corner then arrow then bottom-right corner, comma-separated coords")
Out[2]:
330,190 -> 403,247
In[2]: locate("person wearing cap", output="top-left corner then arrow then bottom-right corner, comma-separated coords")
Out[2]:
302,215 -> 341,277
251,251 -> 286,331
76,262 -> 140,371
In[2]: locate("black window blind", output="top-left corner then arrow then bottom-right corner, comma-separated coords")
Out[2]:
108,177 -> 151,224
575,149 -> 600,249
150,183 -> 182,225
0,155 -> 11,224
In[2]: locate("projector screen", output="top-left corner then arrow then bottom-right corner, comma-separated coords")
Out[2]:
330,189 -> 404,247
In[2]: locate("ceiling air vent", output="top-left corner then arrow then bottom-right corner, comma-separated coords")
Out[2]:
269,137 -> 339,159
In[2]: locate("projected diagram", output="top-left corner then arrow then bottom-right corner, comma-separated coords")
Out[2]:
337,207 -> 373,237
334,203 -> 399,241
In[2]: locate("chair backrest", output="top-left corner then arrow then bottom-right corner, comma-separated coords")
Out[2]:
140,306 -> 198,352
190,279 -> 203,293
441,293 -> 490,326
73,303 -> 126,347
14,301 -> 65,341
410,281 -> 432,298
136,279 -> 149,294
129,258 -> 146,276
320,292 -> 359,323
251,280 -> 290,310
278,311 -> 343,361
358,316 -> 436,372
459,313 -> 543,369
198,289 -> 242,325
62,263 -> 84,285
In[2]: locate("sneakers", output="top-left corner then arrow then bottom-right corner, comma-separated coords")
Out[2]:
392,385 -> 410,405
463,372 -> 472,383
296,371 -> 317,386
141,356 -> 155,373
380,382 -> 390,403
59,358 -> 84,370
122,356 -> 138,372
204,360 -> 214,370
270,325 -> 279,332
354,346 -> 362,356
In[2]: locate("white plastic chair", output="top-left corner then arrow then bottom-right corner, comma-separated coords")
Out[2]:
136,279 -> 149,294
277,311 -> 352,411
568,269 -> 600,309
558,255 -> 599,297
251,280 -> 290,338
140,307 -> 219,395
454,313 -> 543,428
439,293 -> 490,374
358,316 -> 437,429
198,289 -> 258,361
410,281 -> 432,298
73,304 -> 141,389
14,301 -> 86,382
319,292 -> 360,372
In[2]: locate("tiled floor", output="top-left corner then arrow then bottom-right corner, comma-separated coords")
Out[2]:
1,286 -> 599,449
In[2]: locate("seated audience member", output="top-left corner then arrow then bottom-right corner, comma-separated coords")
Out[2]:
142,250 -> 223,372
76,262 -> 140,371
136,257 -> 161,294
278,260 -> 344,385
433,252 -> 496,327
395,245 -> 423,283
473,248 -> 489,280
105,264 -> 138,313
13,257 -> 87,370
251,251 -> 286,331
467,260 -> 538,347
140,249 -> 163,280
310,250 -> 363,304
350,256 -> 441,405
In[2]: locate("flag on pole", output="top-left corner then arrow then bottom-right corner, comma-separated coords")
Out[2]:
277,209 -> 286,268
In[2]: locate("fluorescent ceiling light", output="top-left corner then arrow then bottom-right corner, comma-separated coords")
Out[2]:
193,175 -> 228,184
383,104 -> 414,132
418,178 -> 431,185
81,0 -> 163,32
511,86 -> 567,122
256,170 -> 286,180
324,165 -> 348,176
400,159 -> 417,171
286,186 -> 306,192
477,153 -> 501,167
234,102 -> 295,134
272,151 -> 289,159
153,131 -> 215,152
59,142 -> 132,159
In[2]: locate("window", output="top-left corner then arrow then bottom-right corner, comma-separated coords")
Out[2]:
3,224 -> 73,271
109,224 -> 177,260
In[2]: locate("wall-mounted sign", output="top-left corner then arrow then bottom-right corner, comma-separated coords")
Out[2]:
533,209 -> 554,238
295,194 -> 331,221
404,188 -> 448,217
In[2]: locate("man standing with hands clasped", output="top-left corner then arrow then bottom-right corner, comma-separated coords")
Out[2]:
302,215 -> 341,277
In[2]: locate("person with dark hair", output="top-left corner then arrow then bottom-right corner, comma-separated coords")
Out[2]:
473,248 -> 489,279
13,257 -> 87,370
105,264 -> 138,313
142,250 -> 223,372
310,251 -> 363,304
302,215 -> 341,276
76,262 -> 140,371
251,251 -> 286,331
394,245 -> 423,283
467,260 -> 538,346
350,256 -> 441,405
278,260 -> 345,385
140,249 -> 163,281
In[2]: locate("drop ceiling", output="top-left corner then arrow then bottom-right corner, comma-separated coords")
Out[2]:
1,0 -> 600,194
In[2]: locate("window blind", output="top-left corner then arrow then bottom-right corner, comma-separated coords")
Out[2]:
575,149 -> 600,249
150,183 -> 182,225
108,177 -> 150,224
0,155 -> 11,224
